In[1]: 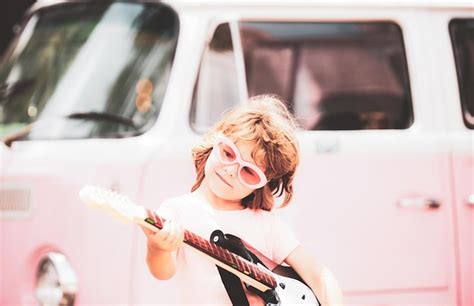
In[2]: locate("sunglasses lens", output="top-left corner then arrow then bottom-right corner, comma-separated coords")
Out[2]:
240,166 -> 262,186
217,142 -> 236,163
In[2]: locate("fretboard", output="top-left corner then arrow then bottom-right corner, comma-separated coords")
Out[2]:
144,212 -> 277,290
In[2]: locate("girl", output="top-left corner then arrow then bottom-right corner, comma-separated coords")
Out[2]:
141,95 -> 343,305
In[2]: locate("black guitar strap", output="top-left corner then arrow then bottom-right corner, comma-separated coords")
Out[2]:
210,230 -> 250,306
216,267 -> 250,306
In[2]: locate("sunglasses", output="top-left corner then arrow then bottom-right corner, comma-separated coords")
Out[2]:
212,135 -> 268,189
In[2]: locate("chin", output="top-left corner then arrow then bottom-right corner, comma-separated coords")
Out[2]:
209,181 -> 247,201
211,186 -> 239,201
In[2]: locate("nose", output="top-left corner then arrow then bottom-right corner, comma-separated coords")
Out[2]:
223,163 -> 239,178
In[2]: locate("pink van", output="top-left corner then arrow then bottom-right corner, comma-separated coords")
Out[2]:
1,0 -> 473,305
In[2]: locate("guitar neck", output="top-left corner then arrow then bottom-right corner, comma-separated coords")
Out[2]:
142,212 -> 277,291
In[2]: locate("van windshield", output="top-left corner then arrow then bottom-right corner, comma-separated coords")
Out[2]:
0,2 -> 178,141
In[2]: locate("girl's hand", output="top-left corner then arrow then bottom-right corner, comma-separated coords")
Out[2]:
140,220 -> 185,253
285,245 -> 343,305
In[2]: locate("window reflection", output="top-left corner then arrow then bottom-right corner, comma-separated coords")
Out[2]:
450,18 -> 474,129
240,22 -> 413,130
0,2 -> 178,140
191,23 -> 240,133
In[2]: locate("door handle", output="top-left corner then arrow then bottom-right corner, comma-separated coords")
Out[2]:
467,194 -> 474,207
398,197 -> 441,209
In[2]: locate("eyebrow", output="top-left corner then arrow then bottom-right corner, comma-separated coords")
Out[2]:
248,147 -> 267,170
235,142 -> 257,164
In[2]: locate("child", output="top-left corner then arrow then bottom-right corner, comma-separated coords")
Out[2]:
141,95 -> 343,305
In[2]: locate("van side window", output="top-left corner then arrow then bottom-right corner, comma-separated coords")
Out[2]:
240,22 -> 414,130
450,18 -> 474,129
190,23 -> 240,133
0,2 -> 178,140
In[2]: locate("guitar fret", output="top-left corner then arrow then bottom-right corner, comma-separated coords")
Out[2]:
191,234 -> 203,247
212,243 -> 221,255
184,231 -> 191,242
241,260 -> 253,277
203,240 -> 213,252
265,273 -> 277,288
235,255 -> 245,272
188,233 -> 198,246
229,253 -> 241,269
218,247 -> 227,260
185,232 -> 192,243
224,250 -> 233,262
228,251 -> 238,266
250,264 -> 260,279
210,243 -> 220,255
221,249 -> 232,264
257,270 -> 266,283
261,271 -> 270,283
198,238 -> 206,249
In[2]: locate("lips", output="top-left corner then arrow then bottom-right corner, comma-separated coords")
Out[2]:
216,171 -> 232,188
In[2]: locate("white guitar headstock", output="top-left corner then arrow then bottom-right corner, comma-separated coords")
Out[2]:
79,185 -> 147,223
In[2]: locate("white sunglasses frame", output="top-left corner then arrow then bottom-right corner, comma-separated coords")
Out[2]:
213,135 -> 268,189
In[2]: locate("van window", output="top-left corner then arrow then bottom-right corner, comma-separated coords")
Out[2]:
450,18 -> 474,129
0,2 -> 178,140
190,23 -> 241,133
240,22 -> 414,130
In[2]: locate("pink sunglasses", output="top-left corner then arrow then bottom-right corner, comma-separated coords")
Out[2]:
213,135 -> 268,189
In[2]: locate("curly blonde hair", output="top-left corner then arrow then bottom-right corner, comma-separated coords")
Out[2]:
191,95 -> 300,211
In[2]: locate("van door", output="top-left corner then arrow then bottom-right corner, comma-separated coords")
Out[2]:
448,17 -> 474,306
236,14 -> 455,304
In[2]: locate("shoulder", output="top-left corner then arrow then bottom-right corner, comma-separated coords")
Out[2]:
161,193 -> 194,207
244,208 -> 275,223
248,208 -> 285,223
155,193 -> 195,218
243,208 -> 294,230
243,209 -> 282,236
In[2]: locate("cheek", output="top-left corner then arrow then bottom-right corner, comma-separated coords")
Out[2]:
204,153 -> 256,198
233,182 -> 256,199
204,152 -> 218,176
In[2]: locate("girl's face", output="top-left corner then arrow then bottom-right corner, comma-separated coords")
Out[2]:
203,137 -> 266,204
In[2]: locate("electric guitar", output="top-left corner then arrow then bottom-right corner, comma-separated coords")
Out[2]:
79,185 -> 320,305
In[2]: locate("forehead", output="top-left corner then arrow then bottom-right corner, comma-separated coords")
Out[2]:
233,140 -> 266,168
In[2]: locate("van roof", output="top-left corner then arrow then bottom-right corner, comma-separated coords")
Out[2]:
36,0 -> 474,9
161,0 -> 474,9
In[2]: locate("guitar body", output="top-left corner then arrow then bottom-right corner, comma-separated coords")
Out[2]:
270,270 -> 320,305
211,230 -> 320,305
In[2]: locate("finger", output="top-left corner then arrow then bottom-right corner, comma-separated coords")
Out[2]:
152,212 -> 159,225
164,220 -> 177,243
175,224 -> 185,247
170,222 -> 183,248
147,209 -> 158,225
139,224 -> 154,236
156,220 -> 171,241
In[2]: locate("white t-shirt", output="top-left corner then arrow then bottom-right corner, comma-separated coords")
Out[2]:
155,192 -> 300,305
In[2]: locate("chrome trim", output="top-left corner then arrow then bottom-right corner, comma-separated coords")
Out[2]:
398,197 -> 441,209
36,252 -> 78,306
0,185 -> 33,219
467,194 -> 474,206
